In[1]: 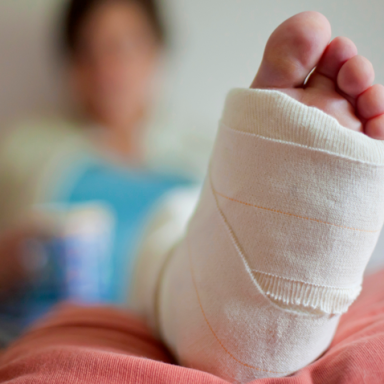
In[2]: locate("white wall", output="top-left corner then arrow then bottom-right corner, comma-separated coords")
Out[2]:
0,0 -> 383,270
0,1 -> 66,126
162,0 -> 384,127
2,0 -> 384,128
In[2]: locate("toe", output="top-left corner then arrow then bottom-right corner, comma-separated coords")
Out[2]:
251,11 -> 331,89
357,84 -> 384,139
356,84 -> 384,120
365,114 -> 384,139
337,55 -> 375,99
305,37 -> 357,90
315,37 -> 357,80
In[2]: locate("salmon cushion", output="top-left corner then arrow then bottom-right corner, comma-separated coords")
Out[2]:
1,270 -> 383,384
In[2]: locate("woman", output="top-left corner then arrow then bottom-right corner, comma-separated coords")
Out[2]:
0,0 -> 201,341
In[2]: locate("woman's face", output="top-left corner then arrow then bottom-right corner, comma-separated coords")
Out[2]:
70,1 -> 161,127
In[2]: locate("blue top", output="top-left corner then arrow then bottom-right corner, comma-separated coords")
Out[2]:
0,158 -> 191,345
62,160 -> 191,303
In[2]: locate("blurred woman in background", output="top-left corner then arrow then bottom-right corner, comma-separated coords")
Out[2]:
64,0 -> 166,162
0,0 -> 203,344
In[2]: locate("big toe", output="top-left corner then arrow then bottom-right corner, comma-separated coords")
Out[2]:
251,11 -> 331,89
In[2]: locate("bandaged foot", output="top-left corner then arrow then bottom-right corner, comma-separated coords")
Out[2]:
131,11 -> 384,383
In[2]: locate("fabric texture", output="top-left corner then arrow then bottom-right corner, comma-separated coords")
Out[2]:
146,88 -> 384,382
129,186 -> 201,332
1,268 -> 384,384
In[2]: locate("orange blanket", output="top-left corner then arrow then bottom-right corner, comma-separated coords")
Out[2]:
1,270 -> 384,384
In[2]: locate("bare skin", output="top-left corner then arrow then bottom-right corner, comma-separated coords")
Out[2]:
251,11 -> 384,139
70,0 -> 162,161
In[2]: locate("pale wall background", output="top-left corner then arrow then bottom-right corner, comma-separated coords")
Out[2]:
1,0 -> 384,271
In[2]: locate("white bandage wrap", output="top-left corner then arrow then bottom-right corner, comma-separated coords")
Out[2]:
134,89 -> 384,383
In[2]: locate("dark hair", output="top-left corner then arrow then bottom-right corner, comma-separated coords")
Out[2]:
61,0 -> 167,55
